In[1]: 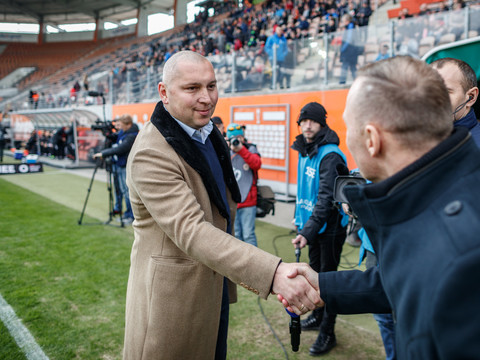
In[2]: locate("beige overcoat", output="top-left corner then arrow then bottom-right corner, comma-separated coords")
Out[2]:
123,103 -> 282,359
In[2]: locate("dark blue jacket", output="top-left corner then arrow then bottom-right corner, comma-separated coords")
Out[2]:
454,109 -> 480,147
319,127 -> 480,359
101,123 -> 139,167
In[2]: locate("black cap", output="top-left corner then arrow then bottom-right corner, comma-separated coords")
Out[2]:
211,116 -> 223,125
297,102 -> 327,126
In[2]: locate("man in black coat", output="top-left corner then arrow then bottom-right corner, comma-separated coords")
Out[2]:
280,56 -> 480,359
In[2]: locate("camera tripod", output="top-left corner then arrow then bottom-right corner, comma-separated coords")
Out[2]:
78,157 -> 124,227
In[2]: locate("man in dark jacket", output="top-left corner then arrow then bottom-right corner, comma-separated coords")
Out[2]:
280,56 -> 480,359
431,57 -> 480,146
291,102 -> 348,356
94,114 -> 139,224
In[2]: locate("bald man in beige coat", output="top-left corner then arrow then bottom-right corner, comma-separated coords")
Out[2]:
123,51 -> 320,359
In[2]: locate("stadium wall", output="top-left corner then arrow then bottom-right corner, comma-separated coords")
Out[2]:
112,89 -> 354,195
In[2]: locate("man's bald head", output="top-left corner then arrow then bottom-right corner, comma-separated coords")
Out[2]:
162,51 -> 212,86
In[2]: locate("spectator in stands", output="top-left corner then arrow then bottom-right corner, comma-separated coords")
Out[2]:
93,114 -> 139,224
325,17 -> 337,33
32,91 -> 39,110
357,1 -> 372,41
82,74 -> 89,91
375,44 -> 391,61
339,14 -> 361,84
73,81 -> 81,93
28,90 -> 35,108
279,40 -> 295,89
265,26 -> 289,89
431,58 -> 480,146
227,123 -> 262,247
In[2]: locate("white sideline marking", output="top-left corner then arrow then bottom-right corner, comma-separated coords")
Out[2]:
0,293 -> 49,360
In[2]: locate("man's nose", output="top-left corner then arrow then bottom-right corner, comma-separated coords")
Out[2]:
198,87 -> 211,103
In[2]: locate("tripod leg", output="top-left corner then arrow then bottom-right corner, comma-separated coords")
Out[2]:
78,164 -> 99,225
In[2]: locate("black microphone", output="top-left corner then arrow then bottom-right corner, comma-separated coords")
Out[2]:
290,313 -> 301,352
87,91 -> 104,97
287,244 -> 302,352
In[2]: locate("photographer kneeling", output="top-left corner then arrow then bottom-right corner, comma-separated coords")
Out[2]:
94,114 -> 139,224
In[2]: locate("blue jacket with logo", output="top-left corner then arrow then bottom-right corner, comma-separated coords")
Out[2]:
292,127 -> 348,242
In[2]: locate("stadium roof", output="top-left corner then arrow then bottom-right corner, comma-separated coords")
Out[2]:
0,0 -> 175,25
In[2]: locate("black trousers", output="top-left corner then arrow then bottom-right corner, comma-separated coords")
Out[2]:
215,277 -> 229,360
308,229 -> 346,335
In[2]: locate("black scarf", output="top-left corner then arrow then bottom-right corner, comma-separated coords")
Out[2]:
149,102 -> 241,220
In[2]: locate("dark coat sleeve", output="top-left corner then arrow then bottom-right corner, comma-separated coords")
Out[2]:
299,152 -> 345,243
101,132 -> 136,157
319,267 -> 392,314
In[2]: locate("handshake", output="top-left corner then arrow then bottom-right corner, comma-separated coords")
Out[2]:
272,262 -> 322,315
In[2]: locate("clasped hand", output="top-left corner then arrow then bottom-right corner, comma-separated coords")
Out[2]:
272,262 -> 324,315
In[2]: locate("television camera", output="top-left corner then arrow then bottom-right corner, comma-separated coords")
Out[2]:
91,119 -> 116,139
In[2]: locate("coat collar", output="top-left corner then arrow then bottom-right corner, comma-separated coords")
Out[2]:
149,102 -> 241,220
454,108 -> 477,131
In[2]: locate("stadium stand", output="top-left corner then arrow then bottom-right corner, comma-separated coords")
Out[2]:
0,0 -> 479,112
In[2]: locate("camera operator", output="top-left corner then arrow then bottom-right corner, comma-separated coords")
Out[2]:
227,123 -> 261,247
94,114 -> 139,224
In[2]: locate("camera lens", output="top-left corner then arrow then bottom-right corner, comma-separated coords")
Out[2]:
232,138 -> 240,146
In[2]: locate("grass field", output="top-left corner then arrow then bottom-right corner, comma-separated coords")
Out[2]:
0,162 -> 385,359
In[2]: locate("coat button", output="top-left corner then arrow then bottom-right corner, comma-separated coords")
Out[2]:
444,200 -> 462,216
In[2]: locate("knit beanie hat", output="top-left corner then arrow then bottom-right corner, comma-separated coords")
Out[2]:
297,102 -> 327,126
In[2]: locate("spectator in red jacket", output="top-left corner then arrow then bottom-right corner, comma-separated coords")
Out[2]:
227,123 -> 261,246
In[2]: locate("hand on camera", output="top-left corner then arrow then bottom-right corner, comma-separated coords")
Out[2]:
229,137 -> 243,152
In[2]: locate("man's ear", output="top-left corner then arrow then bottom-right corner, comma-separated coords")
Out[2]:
365,124 -> 381,157
467,87 -> 479,106
158,82 -> 168,104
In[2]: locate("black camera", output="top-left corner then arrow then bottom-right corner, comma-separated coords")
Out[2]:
333,174 -> 366,204
91,119 -> 116,138
230,138 -> 241,146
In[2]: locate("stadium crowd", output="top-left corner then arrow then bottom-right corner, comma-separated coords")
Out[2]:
10,0 -> 480,110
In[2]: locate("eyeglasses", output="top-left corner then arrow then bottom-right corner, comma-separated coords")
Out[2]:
228,125 -> 242,131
